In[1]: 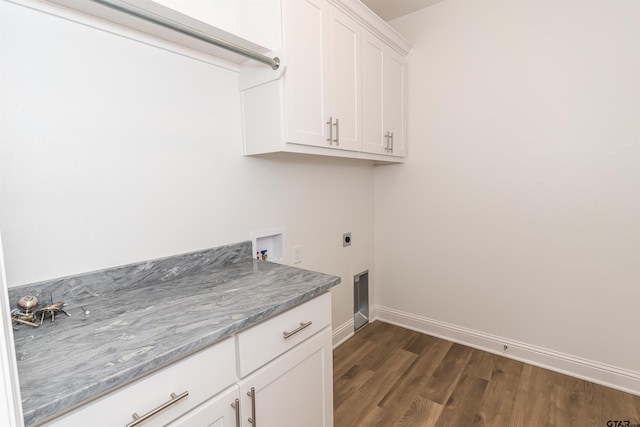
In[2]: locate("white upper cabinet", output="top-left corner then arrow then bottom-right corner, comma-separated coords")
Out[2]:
327,5 -> 362,152
242,0 -> 365,154
239,0 -> 411,163
235,0 -> 332,149
362,29 -> 406,157
383,47 -> 406,156
361,30 -> 385,155
283,0 -> 331,148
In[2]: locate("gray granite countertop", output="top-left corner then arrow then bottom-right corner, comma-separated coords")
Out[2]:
8,241 -> 341,426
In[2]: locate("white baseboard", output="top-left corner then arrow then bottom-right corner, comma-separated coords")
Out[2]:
373,305 -> 640,397
332,318 -> 354,349
332,305 -> 380,349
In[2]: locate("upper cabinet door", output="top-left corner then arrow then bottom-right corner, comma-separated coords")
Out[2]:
327,5 -> 361,152
283,0 -> 331,147
329,6 -> 362,151
361,30 -> 385,155
383,47 -> 406,156
362,29 -> 406,157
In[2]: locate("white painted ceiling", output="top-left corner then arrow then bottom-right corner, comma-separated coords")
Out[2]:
360,0 -> 445,21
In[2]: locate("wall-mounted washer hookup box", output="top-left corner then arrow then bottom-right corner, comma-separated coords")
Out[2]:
251,227 -> 285,263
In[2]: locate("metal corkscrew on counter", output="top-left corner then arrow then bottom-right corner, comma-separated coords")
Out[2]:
12,294 -> 70,328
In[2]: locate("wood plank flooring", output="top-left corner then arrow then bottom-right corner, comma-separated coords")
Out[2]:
333,321 -> 640,427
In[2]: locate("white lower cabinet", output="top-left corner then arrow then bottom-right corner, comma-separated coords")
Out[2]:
238,328 -> 333,427
42,294 -> 333,427
236,292 -> 331,377
167,386 -> 240,427
236,292 -> 333,427
44,338 -> 238,427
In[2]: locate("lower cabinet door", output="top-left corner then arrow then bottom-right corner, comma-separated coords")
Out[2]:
238,327 -> 334,427
168,385 -> 240,427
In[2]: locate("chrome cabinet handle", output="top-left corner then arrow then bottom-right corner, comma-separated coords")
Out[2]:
247,387 -> 256,425
326,117 -> 333,145
384,131 -> 391,151
283,321 -> 313,339
390,131 -> 394,153
231,398 -> 240,427
334,118 -> 340,146
126,391 -> 189,427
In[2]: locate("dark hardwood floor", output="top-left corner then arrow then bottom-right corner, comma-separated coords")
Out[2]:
333,321 -> 640,427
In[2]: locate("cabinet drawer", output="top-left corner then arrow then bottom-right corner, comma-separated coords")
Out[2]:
45,338 -> 237,427
236,293 -> 331,377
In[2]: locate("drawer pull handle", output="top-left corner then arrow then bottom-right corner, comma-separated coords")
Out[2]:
126,391 -> 189,427
231,398 -> 240,427
283,321 -> 313,339
247,387 -> 257,425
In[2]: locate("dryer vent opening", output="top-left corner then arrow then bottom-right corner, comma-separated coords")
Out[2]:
354,270 -> 369,332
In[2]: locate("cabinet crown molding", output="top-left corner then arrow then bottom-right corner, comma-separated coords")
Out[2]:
328,0 -> 413,56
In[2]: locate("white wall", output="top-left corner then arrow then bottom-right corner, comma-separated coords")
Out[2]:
375,0 -> 640,390
0,1 -> 371,339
